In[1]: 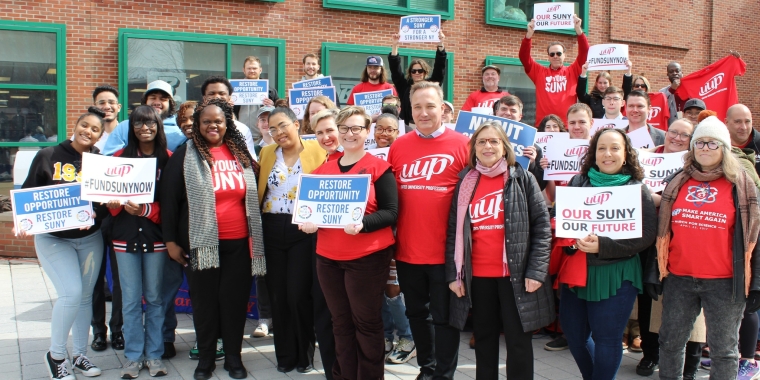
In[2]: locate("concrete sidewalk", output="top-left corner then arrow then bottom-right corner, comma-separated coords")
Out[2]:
0,258 -> 708,379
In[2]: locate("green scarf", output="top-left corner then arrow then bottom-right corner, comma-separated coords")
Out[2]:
587,167 -> 631,187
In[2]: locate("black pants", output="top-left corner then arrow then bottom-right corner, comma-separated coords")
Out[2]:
396,261 -> 460,379
637,293 -> 660,363
185,238 -> 252,361
263,213 -> 316,368
312,236 -> 335,380
91,239 -> 122,336
471,277 -> 534,380
255,275 -> 272,320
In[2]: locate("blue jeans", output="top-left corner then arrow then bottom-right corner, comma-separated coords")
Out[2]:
161,258 -> 185,342
560,281 -> 638,380
35,232 -> 104,360
382,293 -> 413,341
116,251 -> 166,361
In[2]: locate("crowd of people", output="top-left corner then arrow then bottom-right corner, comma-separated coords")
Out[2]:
15,14 -> 760,380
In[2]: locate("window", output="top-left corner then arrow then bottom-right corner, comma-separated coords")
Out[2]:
323,0 -> 453,20
485,0 -> 588,35
321,43 -> 454,105
118,29 -> 285,119
0,21 -> 65,147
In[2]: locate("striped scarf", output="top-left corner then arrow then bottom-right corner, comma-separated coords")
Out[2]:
183,140 -> 266,275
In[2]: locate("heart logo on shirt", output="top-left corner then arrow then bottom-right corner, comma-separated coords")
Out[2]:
545,76 -> 552,82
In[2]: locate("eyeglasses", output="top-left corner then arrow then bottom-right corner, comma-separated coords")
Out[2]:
382,103 -> 398,107
133,120 -> 157,129
633,84 -> 648,89
549,52 -> 563,57
268,123 -> 292,136
603,97 -> 622,102
694,140 -> 722,150
475,139 -> 501,147
338,125 -> 366,134
96,100 -> 118,107
375,127 -> 398,135
410,69 -> 425,74
667,130 -> 692,141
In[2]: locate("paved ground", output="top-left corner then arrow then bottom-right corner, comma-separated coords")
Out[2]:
0,258 -> 710,379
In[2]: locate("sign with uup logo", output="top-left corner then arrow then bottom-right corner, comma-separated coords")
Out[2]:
637,149 -> 686,193
587,44 -> 629,71
555,184 -> 643,239
292,174 -> 371,228
533,2 -> 575,31
543,138 -> 589,181
80,153 -> 157,204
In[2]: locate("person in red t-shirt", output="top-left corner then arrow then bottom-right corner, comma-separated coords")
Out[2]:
445,121 -> 553,379
345,55 -> 398,106
520,14 -> 589,125
387,82 -> 469,379
461,65 -> 509,112
159,98 -> 264,379
647,116 -> 760,379
300,106 -> 398,380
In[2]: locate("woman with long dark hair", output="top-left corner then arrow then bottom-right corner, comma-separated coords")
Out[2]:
557,128 -> 657,379
161,98 -> 265,379
107,105 -> 171,378
21,108 -> 107,380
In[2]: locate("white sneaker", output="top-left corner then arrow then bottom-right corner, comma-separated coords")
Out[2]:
145,359 -> 168,377
252,320 -> 270,338
384,338 -> 394,360
73,355 -> 102,377
387,338 -> 417,364
120,360 -> 144,379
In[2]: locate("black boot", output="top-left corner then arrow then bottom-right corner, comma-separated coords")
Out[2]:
193,359 -> 215,380
223,356 -> 247,379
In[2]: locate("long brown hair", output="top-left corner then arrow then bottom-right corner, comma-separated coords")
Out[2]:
406,59 -> 432,82
591,71 -> 612,96
580,128 -> 643,181
360,66 -> 388,84
191,98 -> 259,175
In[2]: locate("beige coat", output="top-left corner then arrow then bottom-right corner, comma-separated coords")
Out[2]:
649,297 -> 706,342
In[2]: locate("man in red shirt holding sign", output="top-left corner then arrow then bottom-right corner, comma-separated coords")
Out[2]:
519,14 -> 589,126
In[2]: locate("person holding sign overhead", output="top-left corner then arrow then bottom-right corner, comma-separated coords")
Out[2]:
300,106 -> 398,380
389,30 -> 447,126
21,108 -> 108,380
557,128 -> 657,380
160,98 -> 265,380
257,107 -> 325,374
345,56 -> 398,106
520,14 -> 589,125
577,60 -> 633,119
647,116 -> 760,380
445,121 -> 553,379
107,105 -> 171,378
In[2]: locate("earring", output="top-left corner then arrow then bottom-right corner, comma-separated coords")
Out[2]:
623,160 -> 627,165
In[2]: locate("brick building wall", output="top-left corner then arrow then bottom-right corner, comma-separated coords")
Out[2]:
1,0 -> 757,257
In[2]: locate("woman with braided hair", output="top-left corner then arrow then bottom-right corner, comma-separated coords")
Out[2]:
160,97 -> 265,380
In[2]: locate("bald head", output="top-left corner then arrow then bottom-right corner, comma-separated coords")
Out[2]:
666,62 -> 682,83
725,104 -> 753,146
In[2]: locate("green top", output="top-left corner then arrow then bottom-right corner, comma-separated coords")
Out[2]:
570,255 -> 643,301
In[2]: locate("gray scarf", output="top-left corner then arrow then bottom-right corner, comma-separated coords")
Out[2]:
183,140 -> 266,275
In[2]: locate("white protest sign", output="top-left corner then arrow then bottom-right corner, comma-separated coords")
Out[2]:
637,149 -> 686,193
229,80 -> 268,105
399,15 -> 441,43
587,44 -> 629,71
80,153 -> 157,204
535,132 -> 569,156
292,174 -> 371,228
533,2 -> 575,30
364,122 -> 406,149
555,184 -> 643,239
366,147 -> 390,161
543,138 -> 589,181
627,127 -> 656,149
590,118 -> 628,135
471,107 -> 493,115
10,183 -> 94,235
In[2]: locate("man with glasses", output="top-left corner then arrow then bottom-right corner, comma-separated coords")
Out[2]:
461,65 -> 509,112
345,56 -> 398,106
625,90 -> 665,146
520,14 -> 589,125
659,62 -> 684,127
602,86 -> 626,120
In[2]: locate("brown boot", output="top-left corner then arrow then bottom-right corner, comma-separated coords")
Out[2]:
469,334 -> 475,349
630,335 -> 643,352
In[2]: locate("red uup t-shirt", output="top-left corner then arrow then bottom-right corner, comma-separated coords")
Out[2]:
668,177 -> 735,278
469,174 -> 508,277
676,55 -> 747,120
461,89 -> 509,112
346,82 -> 398,105
388,128 -> 469,264
647,92 -> 671,132
210,145 -> 249,239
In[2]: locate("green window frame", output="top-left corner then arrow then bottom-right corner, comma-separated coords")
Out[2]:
117,29 -> 286,121
323,0 -> 454,20
0,20 -> 66,147
321,42 -> 454,106
485,0 -> 588,36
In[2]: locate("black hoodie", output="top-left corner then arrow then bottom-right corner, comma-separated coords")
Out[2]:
22,140 -> 107,239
